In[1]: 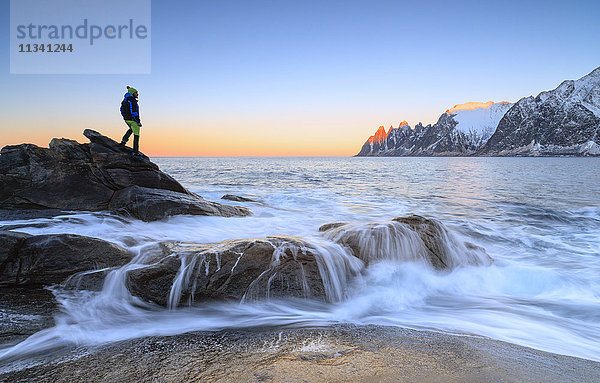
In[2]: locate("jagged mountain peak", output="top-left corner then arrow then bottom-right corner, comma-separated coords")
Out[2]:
366,126 -> 387,146
481,66 -> 600,156
356,66 -> 600,157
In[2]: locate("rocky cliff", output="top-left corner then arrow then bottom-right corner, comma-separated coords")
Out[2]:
480,67 -> 600,155
356,66 -> 600,156
356,102 -> 512,156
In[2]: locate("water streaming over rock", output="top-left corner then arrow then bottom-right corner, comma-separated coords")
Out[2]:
1,157 -> 599,365
320,216 -> 492,269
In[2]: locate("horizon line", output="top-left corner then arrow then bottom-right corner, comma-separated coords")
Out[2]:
149,155 -> 356,158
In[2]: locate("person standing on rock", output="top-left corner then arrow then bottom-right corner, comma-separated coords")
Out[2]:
120,86 -> 143,157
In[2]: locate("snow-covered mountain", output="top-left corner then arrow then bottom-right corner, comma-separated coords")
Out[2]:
356,66 -> 600,157
480,67 -> 600,156
452,102 -> 513,147
356,101 -> 512,156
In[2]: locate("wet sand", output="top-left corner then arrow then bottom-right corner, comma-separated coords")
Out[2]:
2,325 -> 599,383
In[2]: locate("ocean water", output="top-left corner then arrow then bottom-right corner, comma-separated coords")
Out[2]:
1,157 -> 599,362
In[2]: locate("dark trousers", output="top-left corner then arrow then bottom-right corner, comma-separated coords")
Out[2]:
121,129 -> 140,153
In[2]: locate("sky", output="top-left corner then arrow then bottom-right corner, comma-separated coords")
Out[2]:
1,0 -> 600,156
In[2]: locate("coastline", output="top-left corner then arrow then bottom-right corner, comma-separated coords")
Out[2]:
2,325 -> 599,383
1,154 -> 599,382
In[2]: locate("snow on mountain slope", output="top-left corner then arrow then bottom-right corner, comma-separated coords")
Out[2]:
356,103 -> 514,156
537,66 -> 600,117
355,64 -> 600,157
451,102 -> 513,146
481,66 -> 600,156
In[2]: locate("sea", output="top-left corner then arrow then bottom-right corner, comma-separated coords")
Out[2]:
1,156 -> 599,362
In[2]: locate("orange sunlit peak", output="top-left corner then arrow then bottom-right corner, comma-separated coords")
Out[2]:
445,101 -> 510,114
374,125 -> 387,137
367,126 -> 385,143
387,121 -> 409,134
365,125 -> 387,144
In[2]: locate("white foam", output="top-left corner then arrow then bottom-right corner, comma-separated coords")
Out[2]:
2,157 -> 599,364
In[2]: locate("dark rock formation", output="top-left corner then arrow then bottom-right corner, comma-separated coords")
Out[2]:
320,215 -> 492,269
0,231 -> 132,286
0,231 -> 30,269
480,67 -> 600,156
0,130 -> 251,221
318,222 -> 347,232
128,216 -> 492,307
61,269 -> 115,291
127,236 -> 331,307
221,194 -> 258,203
110,186 -> 250,221
0,287 -> 58,345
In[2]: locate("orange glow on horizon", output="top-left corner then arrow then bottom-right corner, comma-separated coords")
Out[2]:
0,124 -> 365,157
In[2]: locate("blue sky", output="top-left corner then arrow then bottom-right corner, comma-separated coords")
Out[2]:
1,0 -> 599,155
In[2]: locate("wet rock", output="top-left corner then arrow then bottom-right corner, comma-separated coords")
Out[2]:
127,236 -> 330,306
2,326 -> 599,383
110,186 -> 251,222
320,215 -> 492,269
221,194 -> 258,203
0,287 -> 58,345
0,232 -> 132,286
318,222 -> 347,232
0,231 -> 31,267
61,268 -> 115,291
392,215 -> 492,267
0,209 -> 70,223
0,129 -> 251,220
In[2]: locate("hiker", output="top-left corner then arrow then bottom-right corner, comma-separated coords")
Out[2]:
120,86 -> 142,156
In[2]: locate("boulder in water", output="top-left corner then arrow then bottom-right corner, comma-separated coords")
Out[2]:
320,215 -> 492,269
318,222 -> 347,232
221,194 -> 259,203
110,186 -> 251,222
127,236 -> 361,307
393,215 -> 491,267
0,231 -> 132,286
0,130 -> 251,221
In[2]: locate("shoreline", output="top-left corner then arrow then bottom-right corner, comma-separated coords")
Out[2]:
2,325 -> 599,383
